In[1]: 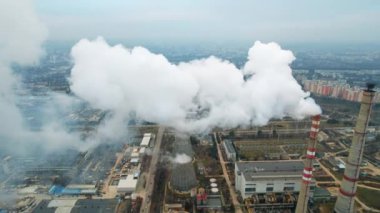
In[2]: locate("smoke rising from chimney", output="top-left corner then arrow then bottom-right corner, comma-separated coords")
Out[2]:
171,153 -> 192,164
70,37 -> 321,135
0,0 -> 321,155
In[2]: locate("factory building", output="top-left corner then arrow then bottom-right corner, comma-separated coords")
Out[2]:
223,140 -> 237,161
235,160 -> 304,199
32,199 -> 118,213
140,133 -> 152,147
117,175 -> 138,194
131,148 -> 139,158
49,184 -> 97,196
328,156 -> 345,171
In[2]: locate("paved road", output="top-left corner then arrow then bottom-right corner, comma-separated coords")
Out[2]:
318,159 -> 380,212
140,126 -> 165,213
214,132 -> 243,213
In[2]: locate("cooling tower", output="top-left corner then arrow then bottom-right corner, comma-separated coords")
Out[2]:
170,134 -> 197,192
170,162 -> 197,192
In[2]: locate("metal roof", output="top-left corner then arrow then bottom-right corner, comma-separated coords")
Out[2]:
47,199 -> 77,208
71,199 -> 118,213
140,133 -> 151,146
65,184 -> 96,189
236,160 -> 304,181
224,140 -> 236,154
117,175 -> 138,192
33,199 -> 118,213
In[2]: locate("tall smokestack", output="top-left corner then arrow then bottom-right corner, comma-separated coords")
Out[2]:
334,84 -> 376,213
295,114 -> 321,213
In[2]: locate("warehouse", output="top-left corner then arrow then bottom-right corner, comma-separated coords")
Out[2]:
235,160 -> 304,199
48,184 -> 97,196
140,133 -> 152,147
223,140 -> 237,161
32,199 -> 118,213
117,175 -> 138,194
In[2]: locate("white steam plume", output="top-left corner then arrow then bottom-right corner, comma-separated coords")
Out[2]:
0,0 -> 47,153
0,0 -> 97,154
170,153 -> 192,164
70,37 -> 321,134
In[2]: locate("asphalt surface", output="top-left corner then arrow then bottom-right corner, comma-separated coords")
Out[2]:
140,126 -> 165,213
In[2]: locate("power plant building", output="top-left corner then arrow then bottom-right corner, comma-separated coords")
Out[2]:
140,133 -> 152,147
117,175 -> 138,193
223,140 -> 237,161
235,160 -> 304,199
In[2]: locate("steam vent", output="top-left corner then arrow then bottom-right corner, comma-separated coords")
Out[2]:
334,84 -> 376,213
170,134 -> 197,193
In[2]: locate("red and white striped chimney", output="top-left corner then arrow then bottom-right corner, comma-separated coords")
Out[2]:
296,114 -> 321,213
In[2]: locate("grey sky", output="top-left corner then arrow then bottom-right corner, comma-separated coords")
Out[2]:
36,0 -> 380,43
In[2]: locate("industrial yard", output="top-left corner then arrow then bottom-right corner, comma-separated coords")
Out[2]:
0,126 -> 160,213
0,37 -> 379,213
1,101 -> 380,213
1,104 -> 380,213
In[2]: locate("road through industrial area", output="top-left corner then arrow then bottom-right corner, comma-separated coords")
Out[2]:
318,159 -> 380,212
140,126 -> 165,213
214,132 -> 243,213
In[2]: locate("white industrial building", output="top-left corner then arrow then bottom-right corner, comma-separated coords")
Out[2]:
235,160 -> 304,199
139,147 -> 146,156
140,133 -> 152,147
223,140 -> 237,161
117,175 -> 138,194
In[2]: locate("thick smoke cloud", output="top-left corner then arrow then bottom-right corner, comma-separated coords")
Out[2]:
0,0 -> 46,152
0,0 -> 47,131
0,0 -> 97,154
70,37 -> 321,134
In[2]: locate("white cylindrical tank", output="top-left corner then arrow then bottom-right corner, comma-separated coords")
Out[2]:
211,188 -> 219,193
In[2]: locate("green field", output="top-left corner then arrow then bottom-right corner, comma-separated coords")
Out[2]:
357,187 -> 380,209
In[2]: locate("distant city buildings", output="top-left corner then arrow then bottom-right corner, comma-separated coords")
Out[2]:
303,80 -> 380,103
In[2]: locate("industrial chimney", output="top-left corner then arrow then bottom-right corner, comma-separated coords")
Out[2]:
334,84 -> 376,213
295,114 -> 321,213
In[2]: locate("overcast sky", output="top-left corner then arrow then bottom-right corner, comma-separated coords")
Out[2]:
36,0 -> 380,44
